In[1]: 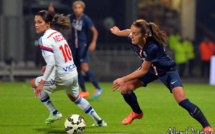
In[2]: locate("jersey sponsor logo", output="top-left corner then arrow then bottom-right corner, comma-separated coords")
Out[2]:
63,64 -> 76,72
72,20 -> 83,31
53,34 -> 66,43
40,45 -> 54,53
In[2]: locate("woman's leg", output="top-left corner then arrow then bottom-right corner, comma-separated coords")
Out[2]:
67,94 -> 107,126
120,79 -> 145,124
30,78 -> 61,124
172,87 -> 212,130
121,79 -> 144,114
77,65 -> 87,92
81,63 -> 101,89
81,62 -> 103,98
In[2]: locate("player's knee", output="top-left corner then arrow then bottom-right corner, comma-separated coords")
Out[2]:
81,63 -> 89,72
67,94 -> 79,102
121,85 -> 130,94
30,79 -> 36,88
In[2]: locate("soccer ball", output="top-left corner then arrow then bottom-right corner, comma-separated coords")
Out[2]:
64,114 -> 86,134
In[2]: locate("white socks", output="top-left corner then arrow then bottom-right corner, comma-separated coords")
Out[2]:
32,87 -> 58,115
74,97 -> 102,123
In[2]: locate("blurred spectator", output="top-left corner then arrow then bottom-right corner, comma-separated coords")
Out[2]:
173,39 -> 187,77
183,38 -> 195,77
168,31 -> 181,50
199,37 -> 215,78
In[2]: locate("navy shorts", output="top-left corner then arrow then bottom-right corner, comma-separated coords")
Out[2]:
158,70 -> 183,92
138,68 -> 183,93
138,71 -> 158,86
71,44 -> 89,66
138,67 -> 158,86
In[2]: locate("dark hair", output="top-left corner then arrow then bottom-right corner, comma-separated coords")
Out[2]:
36,10 -> 71,33
132,19 -> 168,47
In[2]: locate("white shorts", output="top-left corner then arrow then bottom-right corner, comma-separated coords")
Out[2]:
35,75 -> 79,98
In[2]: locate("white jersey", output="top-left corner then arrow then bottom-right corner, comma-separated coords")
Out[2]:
39,29 -> 77,82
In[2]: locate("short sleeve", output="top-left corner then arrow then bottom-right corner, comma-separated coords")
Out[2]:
145,44 -> 158,62
39,37 -> 54,57
85,16 -> 94,29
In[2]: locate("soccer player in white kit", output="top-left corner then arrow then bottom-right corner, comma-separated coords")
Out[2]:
30,10 -> 107,127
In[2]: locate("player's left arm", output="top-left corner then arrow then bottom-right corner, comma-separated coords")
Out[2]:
112,61 -> 152,92
35,55 -> 55,97
88,26 -> 98,52
36,38 -> 55,97
112,45 -> 158,92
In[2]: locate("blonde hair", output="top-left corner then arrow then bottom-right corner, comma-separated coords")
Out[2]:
133,19 -> 168,47
73,1 -> 85,9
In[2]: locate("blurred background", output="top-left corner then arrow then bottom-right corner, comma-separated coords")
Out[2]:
0,0 -> 215,83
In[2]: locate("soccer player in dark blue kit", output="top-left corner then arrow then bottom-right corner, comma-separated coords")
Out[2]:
110,19 -> 214,133
49,1 -> 103,99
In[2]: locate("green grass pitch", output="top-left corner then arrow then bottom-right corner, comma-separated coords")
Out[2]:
0,82 -> 214,134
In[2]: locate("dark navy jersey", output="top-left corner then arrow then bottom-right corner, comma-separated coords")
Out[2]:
128,35 -> 176,76
68,13 -> 94,48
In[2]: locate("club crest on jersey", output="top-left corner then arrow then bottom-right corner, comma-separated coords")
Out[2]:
143,51 -> 147,57
139,50 -> 147,58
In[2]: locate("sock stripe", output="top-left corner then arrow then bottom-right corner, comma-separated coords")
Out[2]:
40,94 -> 49,100
84,104 -> 90,111
85,105 -> 92,113
41,95 -> 50,102
74,97 -> 82,104
53,110 -> 58,115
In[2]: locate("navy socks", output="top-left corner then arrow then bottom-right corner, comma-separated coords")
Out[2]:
86,70 -> 100,89
179,99 -> 210,128
121,92 -> 142,114
78,70 -> 100,91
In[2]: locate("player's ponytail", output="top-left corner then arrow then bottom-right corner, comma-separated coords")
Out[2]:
148,22 -> 168,47
132,19 -> 168,47
51,13 -> 71,33
36,10 -> 71,33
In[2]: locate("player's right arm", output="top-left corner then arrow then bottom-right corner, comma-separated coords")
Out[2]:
110,26 -> 131,37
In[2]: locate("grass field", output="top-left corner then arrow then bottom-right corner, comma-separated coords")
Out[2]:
0,82 -> 214,134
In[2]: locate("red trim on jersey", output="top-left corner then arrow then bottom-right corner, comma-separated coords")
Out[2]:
40,45 -> 54,52
74,20 -> 78,48
139,50 -> 142,57
47,32 -> 58,39
152,65 -> 158,76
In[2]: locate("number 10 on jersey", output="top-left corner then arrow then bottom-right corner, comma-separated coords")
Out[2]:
59,44 -> 72,63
